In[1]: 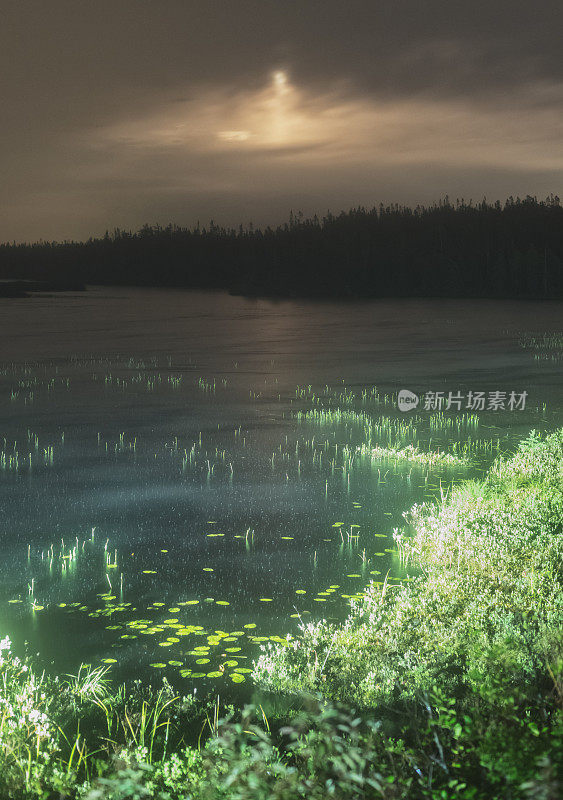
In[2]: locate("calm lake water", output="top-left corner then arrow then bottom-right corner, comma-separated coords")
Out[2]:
1,288 -> 561,693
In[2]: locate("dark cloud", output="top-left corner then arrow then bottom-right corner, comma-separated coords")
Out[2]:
1,1 -> 562,241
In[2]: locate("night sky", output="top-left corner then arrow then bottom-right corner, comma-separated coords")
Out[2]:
2,0 -> 563,242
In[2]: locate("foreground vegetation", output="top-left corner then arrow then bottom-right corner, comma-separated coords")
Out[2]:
1,429 -> 562,798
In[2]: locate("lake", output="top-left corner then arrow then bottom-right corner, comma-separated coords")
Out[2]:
1,288 -> 561,693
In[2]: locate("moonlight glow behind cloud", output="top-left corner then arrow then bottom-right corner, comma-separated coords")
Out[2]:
1,0 -> 562,241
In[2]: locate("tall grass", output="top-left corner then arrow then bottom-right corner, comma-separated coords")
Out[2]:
254,429 -> 563,706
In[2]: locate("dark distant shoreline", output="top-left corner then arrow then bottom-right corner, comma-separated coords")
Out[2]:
0,279 -> 86,298
1,196 -> 562,300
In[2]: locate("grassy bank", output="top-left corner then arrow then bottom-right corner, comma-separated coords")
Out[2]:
1,430 -> 562,798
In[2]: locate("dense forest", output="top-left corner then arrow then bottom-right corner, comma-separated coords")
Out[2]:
1,195 -> 563,298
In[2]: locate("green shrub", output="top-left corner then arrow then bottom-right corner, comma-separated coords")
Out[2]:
2,429 -> 562,799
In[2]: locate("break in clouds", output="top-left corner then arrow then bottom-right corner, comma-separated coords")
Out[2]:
94,70 -> 563,171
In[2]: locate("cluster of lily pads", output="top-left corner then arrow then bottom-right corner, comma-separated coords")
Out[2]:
5,511 -> 411,687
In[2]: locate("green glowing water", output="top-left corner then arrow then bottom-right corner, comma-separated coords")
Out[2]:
0,289 -> 561,692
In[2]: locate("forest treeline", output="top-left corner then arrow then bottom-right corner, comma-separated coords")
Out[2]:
1,195 -> 563,298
